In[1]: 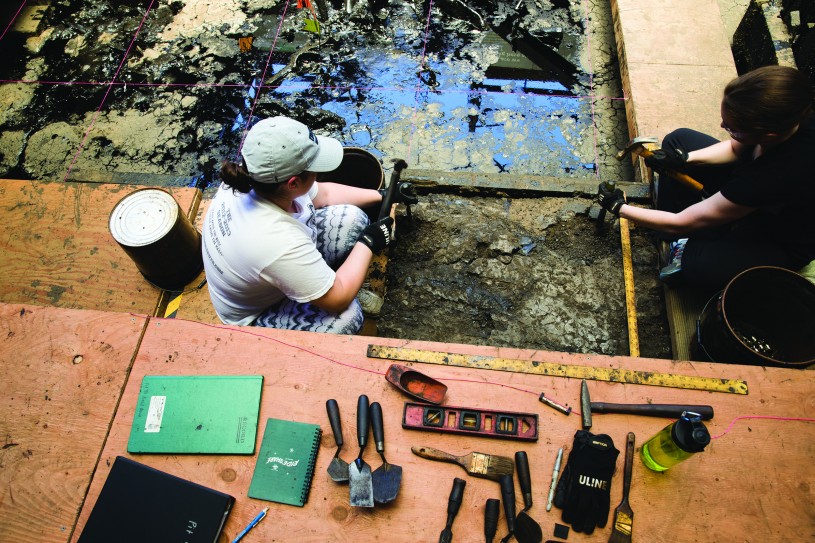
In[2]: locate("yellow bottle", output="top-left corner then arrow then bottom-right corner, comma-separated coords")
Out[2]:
640,411 -> 710,472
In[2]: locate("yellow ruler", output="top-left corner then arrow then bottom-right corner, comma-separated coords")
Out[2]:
619,216 -> 640,356
367,345 -> 748,395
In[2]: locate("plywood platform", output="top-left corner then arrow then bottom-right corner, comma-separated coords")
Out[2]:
0,179 -> 201,315
0,303 -> 808,542
0,305 -> 146,543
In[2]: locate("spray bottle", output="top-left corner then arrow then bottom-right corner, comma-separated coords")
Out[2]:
640,411 -> 711,471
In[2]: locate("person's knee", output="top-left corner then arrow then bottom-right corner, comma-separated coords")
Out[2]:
662,128 -> 719,153
346,204 -> 370,227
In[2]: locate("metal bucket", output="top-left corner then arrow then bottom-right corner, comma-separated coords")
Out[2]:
696,266 -> 815,367
109,188 -> 203,290
317,147 -> 384,190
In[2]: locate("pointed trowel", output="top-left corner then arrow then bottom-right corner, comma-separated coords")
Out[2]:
325,399 -> 349,483
348,394 -> 374,507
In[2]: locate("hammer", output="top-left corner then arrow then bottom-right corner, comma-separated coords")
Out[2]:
580,380 -> 714,422
617,137 -> 709,197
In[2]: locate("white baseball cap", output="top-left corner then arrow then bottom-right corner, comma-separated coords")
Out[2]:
241,116 -> 344,184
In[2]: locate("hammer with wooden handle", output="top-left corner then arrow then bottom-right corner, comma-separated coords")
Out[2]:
617,136 -> 709,197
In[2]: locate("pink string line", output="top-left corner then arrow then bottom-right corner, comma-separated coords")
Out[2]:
233,0 -> 292,162
62,0 -> 158,182
580,0 -> 601,179
132,313 -> 815,439
404,0 -> 437,163
710,415 -> 815,440
0,0 -> 28,42
0,77 -> 628,101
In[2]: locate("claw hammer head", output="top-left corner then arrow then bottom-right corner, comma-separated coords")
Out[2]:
616,136 -> 660,161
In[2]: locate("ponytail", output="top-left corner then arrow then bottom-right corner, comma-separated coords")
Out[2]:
219,160 -> 254,194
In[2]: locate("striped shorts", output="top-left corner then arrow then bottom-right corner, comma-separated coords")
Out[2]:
253,204 -> 369,334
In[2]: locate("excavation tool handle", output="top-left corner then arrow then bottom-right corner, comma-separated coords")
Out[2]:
447,478 -> 467,518
622,432 -> 635,501
412,446 -> 459,464
667,169 -> 705,193
357,395 -> 370,449
499,474 -> 516,538
515,451 -> 533,510
379,159 -> 408,220
591,402 -> 714,420
326,399 -> 343,447
485,499 -> 501,543
370,401 -> 385,453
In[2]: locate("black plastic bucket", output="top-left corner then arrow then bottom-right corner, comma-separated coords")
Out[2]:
696,266 -> 815,367
109,188 -> 203,291
317,147 -> 384,190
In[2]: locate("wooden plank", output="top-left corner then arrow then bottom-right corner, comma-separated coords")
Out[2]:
0,304 -> 145,543
71,322 -> 815,542
0,180 -> 200,315
658,241 -> 719,361
402,169 -> 651,200
610,0 -> 737,183
663,283 -> 718,361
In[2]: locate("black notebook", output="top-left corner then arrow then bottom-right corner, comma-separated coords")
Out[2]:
78,456 -> 235,543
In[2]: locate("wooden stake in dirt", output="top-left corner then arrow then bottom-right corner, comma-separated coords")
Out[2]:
619,213 -> 640,357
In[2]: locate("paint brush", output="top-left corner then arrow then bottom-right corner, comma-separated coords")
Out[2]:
608,432 -> 636,543
412,446 -> 514,481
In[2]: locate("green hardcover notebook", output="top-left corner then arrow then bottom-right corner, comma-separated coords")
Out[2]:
248,418 -> 322,507
127,375 -> 263,454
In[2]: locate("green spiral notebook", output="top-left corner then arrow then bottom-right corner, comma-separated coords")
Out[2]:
248,418 -> 322,507
128,375 -> 263,454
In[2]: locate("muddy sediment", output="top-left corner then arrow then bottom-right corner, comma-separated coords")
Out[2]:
382,195 -> 669,358
0,0 -> 669,357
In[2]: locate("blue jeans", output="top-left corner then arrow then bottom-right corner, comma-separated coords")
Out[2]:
254,205 -> 369,334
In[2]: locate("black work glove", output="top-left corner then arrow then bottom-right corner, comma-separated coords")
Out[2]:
357,217 -> 394,253
597,182 -> 626,217
644,146 -> 688,172
553,431 -> 619,535
379,182 -> 418,205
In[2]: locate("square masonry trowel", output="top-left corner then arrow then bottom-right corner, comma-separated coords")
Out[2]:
349,394 -> 374,507
370,401 -> 403,504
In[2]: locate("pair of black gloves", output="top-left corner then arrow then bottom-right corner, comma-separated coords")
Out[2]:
597,146 -> 688,217
357,182 -> 418,253
553,430 -> 620,535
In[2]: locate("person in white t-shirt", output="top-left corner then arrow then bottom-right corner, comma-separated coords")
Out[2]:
202,116 -> 401,334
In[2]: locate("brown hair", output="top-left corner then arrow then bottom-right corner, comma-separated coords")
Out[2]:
219,160 -> 281,196
722,66 -> 814,134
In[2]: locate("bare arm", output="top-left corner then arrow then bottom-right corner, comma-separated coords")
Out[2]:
686,139 -> 746,165
619,192 -> 755,235
312,182 -> 382,209
309,243 -> 373,313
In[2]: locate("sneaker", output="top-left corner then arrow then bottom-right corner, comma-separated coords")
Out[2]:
659,238 -> 687,284
357,288 -> 384,318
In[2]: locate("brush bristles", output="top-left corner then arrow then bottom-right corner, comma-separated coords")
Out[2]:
467,452 -> 515,477
607,510 -> 633,543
